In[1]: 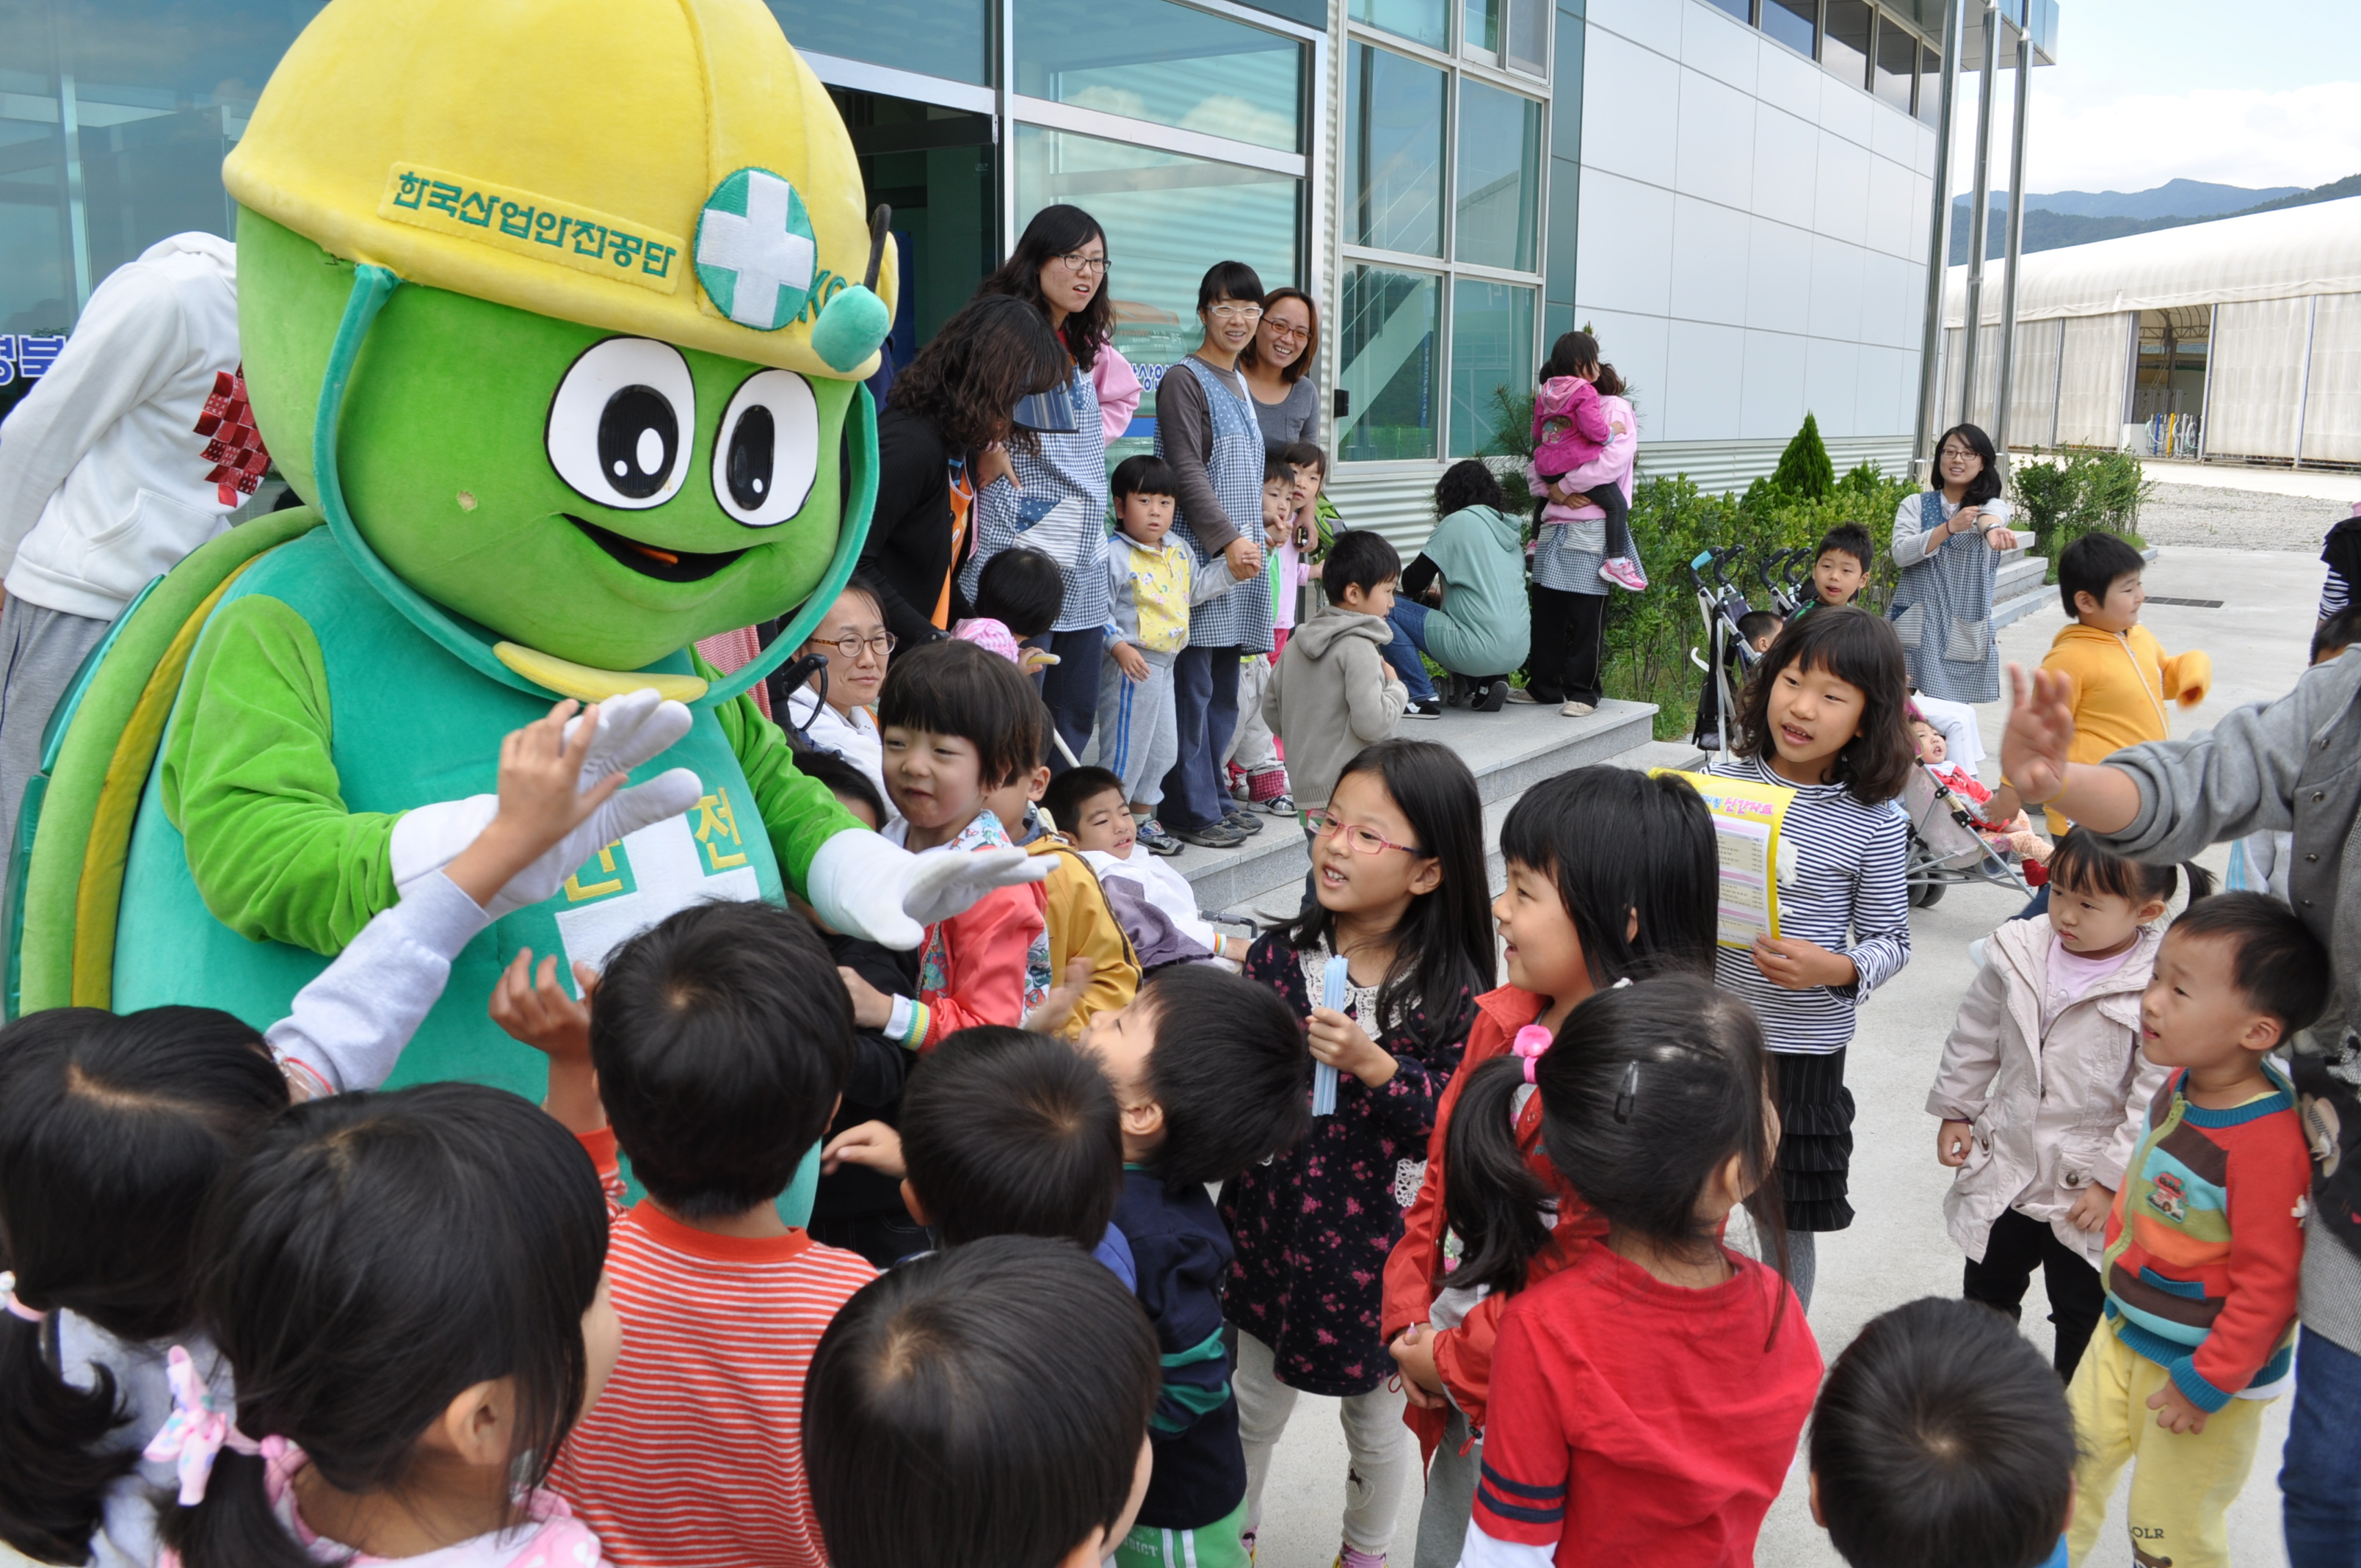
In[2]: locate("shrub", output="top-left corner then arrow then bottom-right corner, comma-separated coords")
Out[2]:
2009,447 -> 2150,581
1768,412 -> 1836,501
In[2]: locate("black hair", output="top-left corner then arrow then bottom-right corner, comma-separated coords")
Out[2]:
902,1028 -> 1123,1249
1323,529 -> 1401,601
833,569 -> 888,622
591,900 -> 855,1217
805,1236 -> 1158,1568
2314,606 -> 2361,664
979,204 -> 1111,371
1448,978 -> 1785,1307
1933,423 -> 2003,507
1128,965 -> 1310,1186
1811,1297 -> 2076,1568
793,745 -> 888,827
1816,524 -> 1875,576
974,547 -> 1065,641
162,1084 -> 607,1568
0,1007 -> 285,1564
1280,439 -> 1327,476
2166,891 -> 2333,1040
1495,766 -> 1721,992
878,636 -> 1047,789
1239,287 -> 1320,384
1539,330 -> 1601,382
1111,454 -> 1178,501
1435,458 -> 1506,517
1263,451 -> 1298,486
2055,531 -> 2145,619
887,293 -> 1067,460
1590,362 -> 1627,399
1737,609 -> 1784,646
2045,828 -> 2213,910
1196,260 -> 1265,313
1043,766 -> 1126,834
1731,607 -> 1918,806
1280,740 -> 1491,1041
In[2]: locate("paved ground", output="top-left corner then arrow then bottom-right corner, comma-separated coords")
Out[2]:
2141,480 -> 2353,556
1251,539 -> 2321,1568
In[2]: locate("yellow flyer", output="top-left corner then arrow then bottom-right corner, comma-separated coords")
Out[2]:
1651,769 -> 1797,948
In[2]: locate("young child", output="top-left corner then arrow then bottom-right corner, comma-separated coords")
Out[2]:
1527,336 -> 1642,592
1100,454 -> 1230,857
1928,832 -> 2205,1380
0,699 -> 641,1568
1222,739 -> 1490,1568
1080,964 -> 1312,1568
1264,530 -> 1410,812
1909,710 -> 2046,865
2064,893 -> 2326,1567
1385,766 -> 1721,1568
1219,456 -> 1304,818
784,576 -> 896,813
805,1237 -> 1160,1568
1711,607 -> 1915,1311
1281,438 -> 1330,645
1810,1297 -> 2078,1568
493,898 -> 877,1568
1792,525 -> 1875,621
849,638 -> 1051,1048
156,1083 -> 618,1568
955,545 -> 1065,670
1045,765 -> 1248,967
2030,531 -> 2211,835
1738,609 -> 1783,656
1459,976 -> 1824,1567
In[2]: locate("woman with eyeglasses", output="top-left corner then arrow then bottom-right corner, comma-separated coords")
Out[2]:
781,574 -> 897,816
1238,288 -> 1321,454
1888,421 -> 2023,705
960,206 -> 1131,770
1153,261 -> 1275,849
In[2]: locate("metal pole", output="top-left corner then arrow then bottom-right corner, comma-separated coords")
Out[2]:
1958,0 -> 2000,429
2294,292 -> 2320,468
1991,18 -> 2031,458
1910,0 -> 1965,478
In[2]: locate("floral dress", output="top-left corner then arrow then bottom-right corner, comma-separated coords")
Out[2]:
1219,934 -> 1474,1397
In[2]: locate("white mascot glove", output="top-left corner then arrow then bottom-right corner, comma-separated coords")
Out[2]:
389,689 -> 703,916
804,829 -> 1051,951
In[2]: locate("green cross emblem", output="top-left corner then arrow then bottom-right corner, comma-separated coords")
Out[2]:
694,167 -> 816,332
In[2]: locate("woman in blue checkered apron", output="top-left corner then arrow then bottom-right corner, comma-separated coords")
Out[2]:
1887,422 -> 2022,705
1153,262 -> 1274,846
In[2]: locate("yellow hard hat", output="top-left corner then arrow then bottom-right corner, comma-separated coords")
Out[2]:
224,0 -> 896,380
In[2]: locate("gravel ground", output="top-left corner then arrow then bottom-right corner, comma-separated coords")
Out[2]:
2137,481 -> 2347,554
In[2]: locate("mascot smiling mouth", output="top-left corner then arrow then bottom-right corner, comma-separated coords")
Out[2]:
567,515 -> 749,583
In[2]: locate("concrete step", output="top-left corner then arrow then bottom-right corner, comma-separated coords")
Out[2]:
1173,697 -> 1656,913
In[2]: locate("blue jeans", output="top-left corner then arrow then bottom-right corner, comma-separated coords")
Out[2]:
1382,600 -> 1436,702
1158,645 -> 1242,830
2284,1326 -> 2361,1565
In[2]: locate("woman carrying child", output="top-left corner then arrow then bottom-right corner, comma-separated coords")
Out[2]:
1383,765 -> 1719,1568
1222,739 -> 1493,1568
1523,334 -> 1638,719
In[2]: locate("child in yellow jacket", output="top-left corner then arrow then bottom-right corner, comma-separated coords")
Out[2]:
2036,534 -> 2210,832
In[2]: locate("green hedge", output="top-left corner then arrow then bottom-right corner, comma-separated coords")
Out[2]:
2007,447 -> 2150,580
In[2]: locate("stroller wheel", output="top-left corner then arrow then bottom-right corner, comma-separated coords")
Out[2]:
1909,879 -> 1948,909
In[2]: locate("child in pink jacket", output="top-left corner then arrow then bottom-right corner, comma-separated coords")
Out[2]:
1528,338 -> 1643,591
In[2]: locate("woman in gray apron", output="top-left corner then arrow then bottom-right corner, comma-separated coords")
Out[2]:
1155,261 -> 1272,848
1888,422 -> 2021,705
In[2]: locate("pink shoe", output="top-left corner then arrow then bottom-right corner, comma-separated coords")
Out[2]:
1335,1548 -> 1386,1568
1598,556 -> 1649,592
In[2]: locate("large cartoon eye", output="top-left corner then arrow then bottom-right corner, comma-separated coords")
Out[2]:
711,369 -> 819,528
545,338 -> 696,509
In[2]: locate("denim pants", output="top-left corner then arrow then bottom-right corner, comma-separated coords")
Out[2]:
1159,644 -> 1243,830
2283,1326 -> 2361,1566
1035,625 -> 1106,772
1382,600 -> 1436,702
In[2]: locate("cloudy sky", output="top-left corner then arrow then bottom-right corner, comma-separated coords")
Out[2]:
1959,0 -> 2361,196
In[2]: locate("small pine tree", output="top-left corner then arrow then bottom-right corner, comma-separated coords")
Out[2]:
1770,413 -> 1836,501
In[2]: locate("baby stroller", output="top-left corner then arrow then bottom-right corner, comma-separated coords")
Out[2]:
1688,547 -> 1767,752
1901,764 -> 2034,908
1754,545 -> 1813,618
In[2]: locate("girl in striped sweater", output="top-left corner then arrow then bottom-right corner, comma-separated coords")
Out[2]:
1706,607 -> 1915,1311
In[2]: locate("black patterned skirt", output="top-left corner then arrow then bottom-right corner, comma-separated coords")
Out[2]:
1771,1048 -> 1854,1233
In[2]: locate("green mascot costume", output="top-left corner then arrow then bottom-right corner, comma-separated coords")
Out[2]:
7,0 -> 1043,1140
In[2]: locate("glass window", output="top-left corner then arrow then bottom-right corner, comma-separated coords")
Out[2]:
1504,0 -> 1548,74
1013,123 -> 1299,375
1015,0 -> 1304,155
1697,0 -> 1750,18
832,93 -> 996,354
1917,40 -> 1943,125
1872,14 -> 1916,112
1349,0 -> 1448,51
766,0 -> 990,87
1462,0 -> 1499,58
1448,279 -> 1534,457
1346,43 -> 1446,257
1337,266 -> 1440,461
1822,0 -> 1871,87
1760,0 -> 1816,56
1454,81 -> 1540,272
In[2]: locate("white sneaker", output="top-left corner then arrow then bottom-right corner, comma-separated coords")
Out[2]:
1560,700 -> 1596,717
1503,686 -> 1539,705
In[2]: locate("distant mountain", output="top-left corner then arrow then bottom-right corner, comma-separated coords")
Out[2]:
1947,173 -> 2361,264
2022,179 -> 2300,220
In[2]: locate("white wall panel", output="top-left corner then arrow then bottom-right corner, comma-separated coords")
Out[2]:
1807,234 -> 1865,341
2208,297 -> 2310,460
1750,104 -> 1818,228
1581,29 -> 1680,186
1861,250 -> 1915,348
1755,36 -> 1821,120
1817,73 -> 1873,150
1587,0 -> 1681,59
1746,216 -> 1813,335
2302,294 -> 2361,465
1741,328 -> 1810,437
1680,1 -> 1760,92
1813,134 -> 1872,246
1662,318 -> 1748,440
1871,96 -> 1921,166
1865,154 -> 1917,259
1575,170 -> 1678,316
1805,336 -> 1863,436
1674,69 -> 1755,209
1857,344 -> 1913,436
1669,194 -> 1751,324
1567,306 -> 1671,439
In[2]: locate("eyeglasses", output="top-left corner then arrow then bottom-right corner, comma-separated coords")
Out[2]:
1208,303 -> 1264,323
810,631 -> 896,659
1304,810 -> 1424,857
1263,320 -> 1310,344
1056,251 -> 1111,275
1939,444 -> 1978,461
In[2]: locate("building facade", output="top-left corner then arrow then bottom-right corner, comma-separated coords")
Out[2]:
1,0 -> 2023,545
